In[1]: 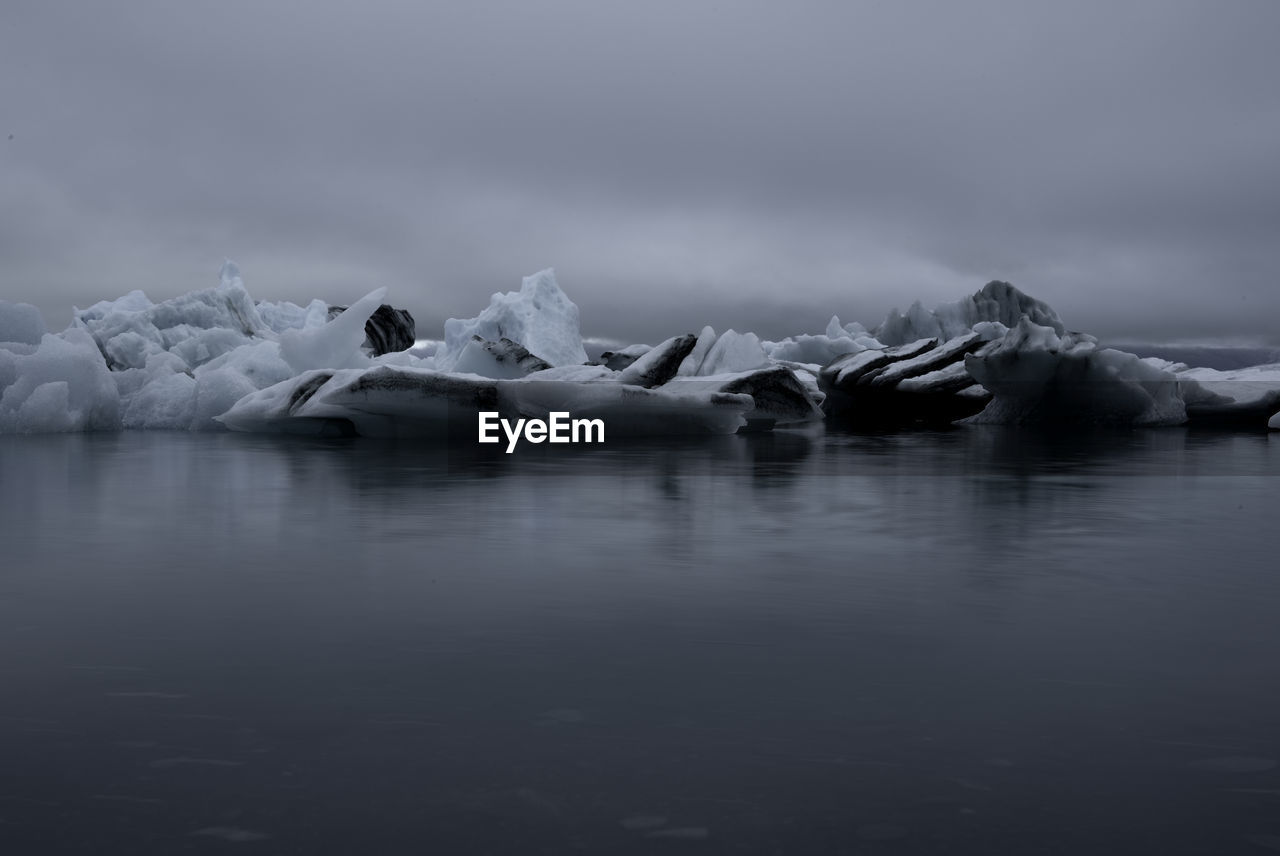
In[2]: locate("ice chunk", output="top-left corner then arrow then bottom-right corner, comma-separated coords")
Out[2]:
279,287 -> 385,373
616,334 -> 699,388
438,269 -> 588,370
16,382 -> 77,432
818,336 -> 994,426
523,364 -> 618,382
1270,410 -> 1280,430
327,303 -> 416,355
1175,363 -> 1280,428
677,329 -> 769,376
662,366 -> 825,424
503,378 -> 751,437
676,326 -> 718,376
598,343 -> 652,371
214,369 -> 358,435
762,315 -> 880,365
875,281 -> 1064,346
895,359 -> 980,395
962,319 -> 1186,425
75,262 -> 269,371
0,300 -> 46,346
218,365 -> 751,438
121,368 -> 197,430
819,338 -> 938,390
0,328 -> 121,433
859,331 -> 984,389
450,337 -> 552,379
255,297 -> 331,333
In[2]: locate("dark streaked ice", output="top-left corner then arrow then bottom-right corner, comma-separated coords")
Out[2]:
2,429 -> 1280,853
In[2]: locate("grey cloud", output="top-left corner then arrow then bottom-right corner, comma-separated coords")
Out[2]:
2,0 -> 1278,345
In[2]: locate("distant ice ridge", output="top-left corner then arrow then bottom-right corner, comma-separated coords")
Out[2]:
3,266 -> 1278,434
874,280 -> 1066,346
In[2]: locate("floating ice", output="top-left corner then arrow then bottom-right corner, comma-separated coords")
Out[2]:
875,280 -> 1064,346
218,365 -> 753,438
599,343 -> 651,371
76,262 -> 269,372
279,287 -> 385,373
1175,363 -> 1280,428
438,269 -> 588,370
450,337 -> 553,379
617,334 -> 699,388
5,263 -> 1278,435
761,315 -> 880,365
676,328 -> 770,377
964,319 -> 1186,425
663,367 -> 825,425
0,328 -> 121,433
697,329 -> 770,375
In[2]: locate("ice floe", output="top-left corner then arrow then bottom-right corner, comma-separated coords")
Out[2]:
3,265 -> 1279,436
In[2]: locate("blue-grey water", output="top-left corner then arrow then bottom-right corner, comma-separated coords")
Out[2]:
2,428 -> 1279,855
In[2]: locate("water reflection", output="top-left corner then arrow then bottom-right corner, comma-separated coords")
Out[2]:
2,428 -> 1279,855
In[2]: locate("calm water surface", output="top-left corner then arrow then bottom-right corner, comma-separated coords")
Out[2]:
2,428 -> 1279,854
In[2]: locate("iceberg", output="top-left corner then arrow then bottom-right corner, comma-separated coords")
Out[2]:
597,343 -> 651,371
673,328 -> 771,377
875,280 -> 1064,346
326,303 -> 416,356
218,365 -> 752,439
761,315 -> 880,366
963,319 -> 1186,426
1175,363 -> 1280,428
616,334 -> 699,388
818,336 -> 995,426
662,367 -> 825,426
437,269 -> 588,370
5,262 -> 1278,437
0,327 -> 121,433
450,337 -> 553,379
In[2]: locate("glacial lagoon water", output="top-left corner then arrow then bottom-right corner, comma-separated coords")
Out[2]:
2,427 -> 1279,854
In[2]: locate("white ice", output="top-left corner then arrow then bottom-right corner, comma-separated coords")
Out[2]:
219,366 -> 752,438
437,269 -> 588,370
0,328 -> 121,433
761,315 -> 880,366
677,328 -> 770,376
5,264 -> 1276,435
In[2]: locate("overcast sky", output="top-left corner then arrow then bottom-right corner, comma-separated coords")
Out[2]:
2,0 -> 1278,345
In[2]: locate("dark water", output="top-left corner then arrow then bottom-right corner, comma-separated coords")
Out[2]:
2,428 -> 1280,855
